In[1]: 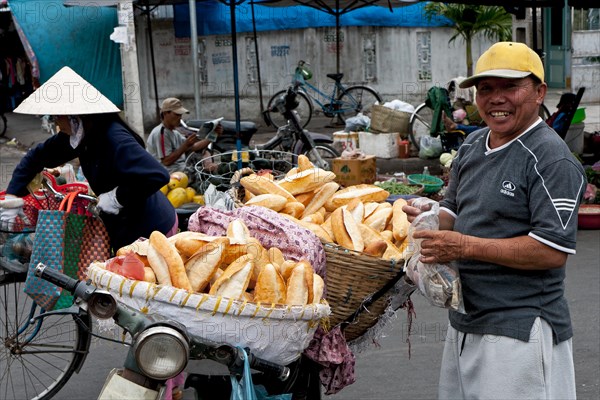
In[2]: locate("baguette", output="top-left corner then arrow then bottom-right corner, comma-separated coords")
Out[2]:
346,198 -> 365,223
175,236 -> 223,258
295,192 -> 316,207
226,219 -> 251,245
297,154 -> 314,171
325,184 -> 389,211
285,260 -> 314,305
280,260 -> 297,282
312,274 -> 325,304
301,182 -> 339,218
143,266 -> 156,283
363,240 -> 388,257
185,238 -> 227,292
363,207 -> 393,232
302,212 -> 324,225
240,174 -> 295,202
331,208 -> 364,251
278,168 -> 336,195
280,201 -> 305,218
392,198 -> 410,241
148,231 -> 192,291
245,193 -> 287,212
254,263 -> 286,304
209,255 -> 254,299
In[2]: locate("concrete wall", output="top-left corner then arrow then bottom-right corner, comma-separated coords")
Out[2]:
134,17 -> 494,131
571,30 -> 600,103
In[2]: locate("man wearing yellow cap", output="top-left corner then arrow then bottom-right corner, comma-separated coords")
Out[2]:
404,42 -> 585,399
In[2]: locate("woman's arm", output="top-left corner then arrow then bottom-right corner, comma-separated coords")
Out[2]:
6,134 -> 78,196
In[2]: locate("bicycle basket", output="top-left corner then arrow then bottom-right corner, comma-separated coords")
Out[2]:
193,150 -> 297,194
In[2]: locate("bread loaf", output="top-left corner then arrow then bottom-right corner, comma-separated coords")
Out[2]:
331,208 -> 364,251
254,263 -> 286,304
245,194 -> 287,212
278,168 -> 336,195
185,238 -> 227,292
280,201 -> 305,218
312,274 -> 325,304
301,182 -> 339,218
149,231 -> 192,291
285,261 -> 314,305
226,219 -> 251,245
240,174 -> 296,202
392,198 -> 410,241
325,184 -> 389,211
209,255 -> 254,299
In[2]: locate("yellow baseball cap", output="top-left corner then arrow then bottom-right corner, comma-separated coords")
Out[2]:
459,42 -> 544,88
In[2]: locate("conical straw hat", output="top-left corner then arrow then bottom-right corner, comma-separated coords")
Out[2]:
14,66 -> 120,115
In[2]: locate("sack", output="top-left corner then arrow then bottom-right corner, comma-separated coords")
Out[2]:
24,191 -> 110,310
230,347 -> 292,400
369,105 -> 410,134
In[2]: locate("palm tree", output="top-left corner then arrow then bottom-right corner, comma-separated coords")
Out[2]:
424,3 -> 513,76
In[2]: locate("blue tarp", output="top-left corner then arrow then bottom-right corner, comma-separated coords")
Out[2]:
174,2 -> 449,37
8,0 -> 123,106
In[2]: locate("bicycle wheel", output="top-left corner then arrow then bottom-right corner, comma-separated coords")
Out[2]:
0,269 -> 91,400
408,103 -> 434,151
265,89 -> 313,130
302,143 -> 340,171
1,113 -> 7,137
336,85 -> 382,122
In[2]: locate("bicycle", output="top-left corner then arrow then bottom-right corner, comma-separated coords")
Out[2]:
0,175 -> 95,400
408,92 -> 551,151
264,60 -> 382,129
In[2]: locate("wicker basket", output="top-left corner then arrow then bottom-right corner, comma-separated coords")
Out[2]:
323,242 -> 413,342
370,105 -> 410,134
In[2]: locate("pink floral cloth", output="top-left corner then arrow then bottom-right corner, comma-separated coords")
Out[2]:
304,326 -> 356,394
188,206 -> 326,277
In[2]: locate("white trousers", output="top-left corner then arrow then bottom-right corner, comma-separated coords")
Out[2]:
438,317 -> 576,400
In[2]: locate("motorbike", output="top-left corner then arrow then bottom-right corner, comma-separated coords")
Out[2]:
34,263 -> 322,400
183,86 -> 340,171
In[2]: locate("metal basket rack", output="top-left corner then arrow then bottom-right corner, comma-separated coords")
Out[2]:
193,150 -> 298,193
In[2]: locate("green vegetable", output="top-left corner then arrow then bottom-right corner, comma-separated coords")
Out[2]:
375,181 -> 421,195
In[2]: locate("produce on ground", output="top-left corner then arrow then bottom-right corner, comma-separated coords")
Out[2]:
161,172 -> 204,207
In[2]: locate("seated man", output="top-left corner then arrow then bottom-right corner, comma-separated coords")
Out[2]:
147,98 -> 221,173
442,110 -> 480,134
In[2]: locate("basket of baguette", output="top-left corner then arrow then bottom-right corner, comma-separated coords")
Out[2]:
88,215 -> 330,365
236,155 -> 416,342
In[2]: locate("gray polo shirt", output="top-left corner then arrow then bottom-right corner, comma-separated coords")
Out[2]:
147,124 -> 186,173
440,119 -> 586,343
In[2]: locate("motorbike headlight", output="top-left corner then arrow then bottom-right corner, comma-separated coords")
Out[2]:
133,326 -> 189,380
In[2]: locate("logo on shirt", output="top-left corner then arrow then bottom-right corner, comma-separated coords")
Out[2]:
500,181 -> 516,197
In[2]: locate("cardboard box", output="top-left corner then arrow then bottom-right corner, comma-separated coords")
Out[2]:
332,156 -> 377,187
358,131 -> 400,158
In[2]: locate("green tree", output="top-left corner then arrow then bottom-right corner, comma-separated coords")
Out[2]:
424,3 -> 513,76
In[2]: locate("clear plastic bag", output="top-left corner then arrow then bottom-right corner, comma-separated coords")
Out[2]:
419,136 -> 443,159
405,198 -> 465,313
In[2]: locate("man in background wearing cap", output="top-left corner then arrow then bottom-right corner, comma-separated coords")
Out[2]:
147,97 -> 220,173
404,42 -> 585,399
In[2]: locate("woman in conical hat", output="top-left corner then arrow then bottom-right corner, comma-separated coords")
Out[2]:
2,66 -> 177,250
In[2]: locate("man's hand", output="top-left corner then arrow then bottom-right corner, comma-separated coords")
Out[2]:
402,199 -> 433,223
413,229 -> 465,264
